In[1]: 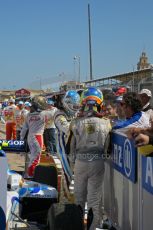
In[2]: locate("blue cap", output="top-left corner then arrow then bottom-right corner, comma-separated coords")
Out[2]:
47,99 -> 54,105
24,101 -> 31,107
18,101 -> 24,105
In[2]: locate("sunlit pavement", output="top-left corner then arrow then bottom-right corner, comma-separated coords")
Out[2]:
0,122 -> 25,173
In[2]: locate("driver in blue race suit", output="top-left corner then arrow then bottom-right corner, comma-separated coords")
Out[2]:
54,90 -> 80,201
68,87 -> 111,230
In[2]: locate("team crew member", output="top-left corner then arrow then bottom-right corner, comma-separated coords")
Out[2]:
138,88 -> 153,122
20,96 -> 47,177
69,87 -> 111,230
20,101 -> 32,130
14,101 -> 24,140
42,99 -> 57,154
22,101 -> 31,118
3,98 -> 17,140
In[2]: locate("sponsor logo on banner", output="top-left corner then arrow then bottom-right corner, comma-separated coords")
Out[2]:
0,140 -> 25,152
123,139 -> 132,177
112,132 -> 137,183
142,156 -> 153,195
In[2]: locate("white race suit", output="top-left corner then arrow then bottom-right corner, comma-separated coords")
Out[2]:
69,115 -> 111,230
20,111 -> 47,176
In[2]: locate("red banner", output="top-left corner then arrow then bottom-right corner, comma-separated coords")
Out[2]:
15,88 -> 30,97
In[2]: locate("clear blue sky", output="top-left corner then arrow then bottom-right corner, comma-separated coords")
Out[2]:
0,0 -> 153,90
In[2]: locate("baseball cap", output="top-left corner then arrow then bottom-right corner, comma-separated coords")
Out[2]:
47,99 -> 55,105
18,101 -> 24,105
115,96 -> 123,102
115,87 -> 127,96
139,89 -> 152,97
9,98 -> 15,103
24,101 -> 31,107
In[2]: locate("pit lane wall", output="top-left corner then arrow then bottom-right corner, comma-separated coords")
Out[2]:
0,150 -> 8,230
0,140 -> 26,230
103,131 -> 153,230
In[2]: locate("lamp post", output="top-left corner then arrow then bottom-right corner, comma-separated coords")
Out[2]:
73,56 -> 80,82
88,4 -> 93,80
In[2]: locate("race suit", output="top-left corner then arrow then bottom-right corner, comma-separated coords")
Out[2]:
54,110 -> 73,181
3,104 -> 17,140
69,116 -> 111,230
54,110 -> 74,201
20,111 -> 47,176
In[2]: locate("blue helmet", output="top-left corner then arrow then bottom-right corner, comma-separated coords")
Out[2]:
62,90 -> 80,115
81,87 -> 103,107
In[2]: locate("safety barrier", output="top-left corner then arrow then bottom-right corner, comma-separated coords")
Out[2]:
103,131 -> 153,230
0,140 -> 26,230
0,150 -> 7,230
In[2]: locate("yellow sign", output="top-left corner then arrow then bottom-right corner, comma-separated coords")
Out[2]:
138,145 -> 153,156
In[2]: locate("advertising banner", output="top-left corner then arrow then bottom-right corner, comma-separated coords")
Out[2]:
112,132 -> 137,183
15,88 -> 30,98
0,150 -> 8,230
142,155 -> 153,195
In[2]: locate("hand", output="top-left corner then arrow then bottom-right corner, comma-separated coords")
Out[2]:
126,127 -> 143,139
135,133 -> 150,147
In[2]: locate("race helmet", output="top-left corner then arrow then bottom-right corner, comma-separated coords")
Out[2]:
30,96 -> 48,112
62,90 -> 80,115
81,87 -> 103,107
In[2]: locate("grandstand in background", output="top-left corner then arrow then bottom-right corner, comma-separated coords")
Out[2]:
1,52 -> 153,103
33,51 -> 153,94
84,52 -> 153,105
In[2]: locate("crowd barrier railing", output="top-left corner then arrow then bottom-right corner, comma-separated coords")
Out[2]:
103,131 -> 153,230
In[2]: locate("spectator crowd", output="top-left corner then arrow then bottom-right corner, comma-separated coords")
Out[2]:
0,86 -> 153,229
